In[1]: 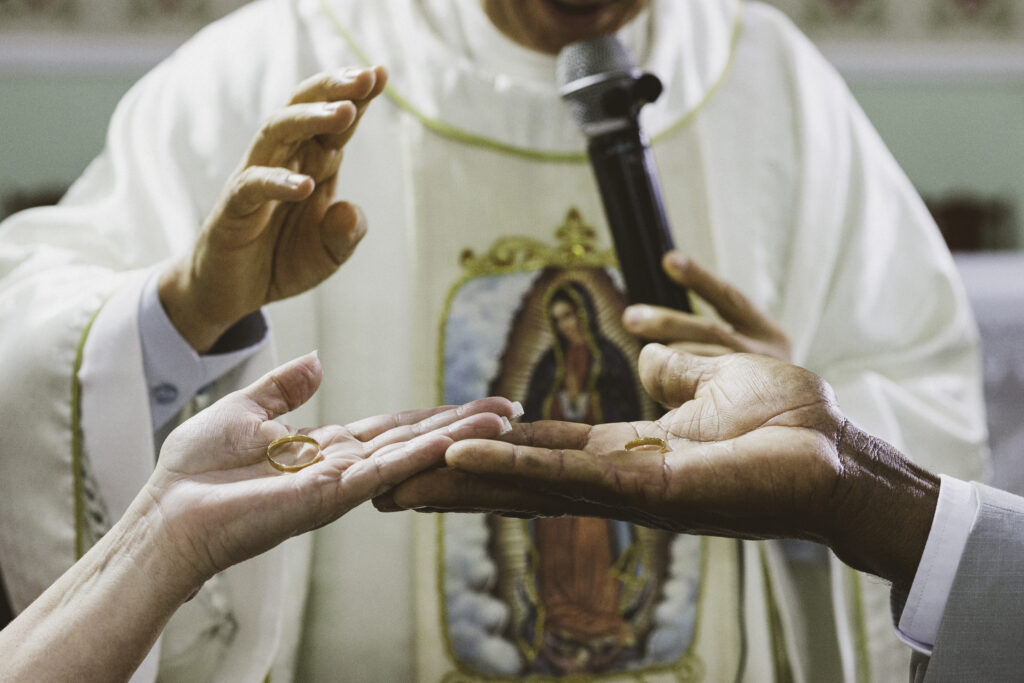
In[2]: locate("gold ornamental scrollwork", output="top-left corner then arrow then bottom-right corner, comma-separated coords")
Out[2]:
458,208 -> 617,278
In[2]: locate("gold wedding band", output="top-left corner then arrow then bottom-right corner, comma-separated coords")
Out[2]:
267,434 -> 324,473
624,437 -> 669,454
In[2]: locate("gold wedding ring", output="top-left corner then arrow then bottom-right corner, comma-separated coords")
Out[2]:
266,434 -> 324,473
624,437 -> 669,454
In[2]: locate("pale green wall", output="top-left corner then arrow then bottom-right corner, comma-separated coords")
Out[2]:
0,73 -> 141,198
1,72 -> 1022,244
849,79 -> 1024,248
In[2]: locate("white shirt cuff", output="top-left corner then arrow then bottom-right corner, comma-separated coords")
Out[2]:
139,269 -> 268,429
896,474 -> 978,654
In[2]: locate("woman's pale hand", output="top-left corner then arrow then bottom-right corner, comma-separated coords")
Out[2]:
143,352 -> 518,591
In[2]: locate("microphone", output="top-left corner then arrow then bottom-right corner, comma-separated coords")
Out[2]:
557,35 -> 691,312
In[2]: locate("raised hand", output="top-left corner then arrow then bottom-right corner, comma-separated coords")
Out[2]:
623,251 -> 792,361
159,66 -> 388,352
146,352 -> 519,589
378,344 -> 938,590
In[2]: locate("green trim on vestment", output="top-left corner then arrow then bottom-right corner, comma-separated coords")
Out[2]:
849,567 -> 872,683
71,296 -> 113,560
318,0 -> 744,163
758,544 -> 795,683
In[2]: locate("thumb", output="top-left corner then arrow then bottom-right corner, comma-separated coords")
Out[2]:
639,343 -> 716,408
241,351 -> 323,420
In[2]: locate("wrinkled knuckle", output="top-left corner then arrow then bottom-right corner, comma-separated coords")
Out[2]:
235,165 -> 263,187
255,115 -> 283,147
290,73 -> 330,103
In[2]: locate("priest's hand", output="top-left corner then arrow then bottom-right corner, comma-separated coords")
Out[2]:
622,251 -> 792,362
158,66 -> 388,353
144,351 -> 518,593
375,344 -> 938,592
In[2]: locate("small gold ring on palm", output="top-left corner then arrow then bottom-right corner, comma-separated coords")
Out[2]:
624,437 -> 669,454
266,434 -> 324,473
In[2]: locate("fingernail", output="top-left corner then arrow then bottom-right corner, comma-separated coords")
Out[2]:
339,66 -> 366,82
624,305 -> 650,326
667,252 -> 688,271
285,173 -> 309,188
500,417 -> 513,435
509,401 -> 524,419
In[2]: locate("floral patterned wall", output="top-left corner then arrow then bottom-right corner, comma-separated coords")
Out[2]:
1,0 -> 1020,38
0,0 -> 247,32
763,0 -> 1021,40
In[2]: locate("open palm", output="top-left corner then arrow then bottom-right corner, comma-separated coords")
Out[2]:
145,353 -> 517,586
378,345 -> 846,546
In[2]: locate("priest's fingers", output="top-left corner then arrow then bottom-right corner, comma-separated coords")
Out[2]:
622,302 -> 742,350
345,397 -> 520,447
288,65 -> 388,149
289,65 -> 386,108
245,100 -> 358,169
214,166 -> 315,225
661,252 -> 791,360
317,199 -> 367,269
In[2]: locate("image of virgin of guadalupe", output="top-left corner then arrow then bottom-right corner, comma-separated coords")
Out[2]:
521,280 -> 640,424
485,270 -> 672,676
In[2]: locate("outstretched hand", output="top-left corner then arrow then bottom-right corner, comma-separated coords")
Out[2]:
144,351 -> 518,593
159,66 -> 388,352
0,354 -> 517,682
377,344 -> 938,590
378,344 -> 842,536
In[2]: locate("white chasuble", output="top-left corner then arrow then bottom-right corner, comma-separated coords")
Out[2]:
0,0 -> 987,681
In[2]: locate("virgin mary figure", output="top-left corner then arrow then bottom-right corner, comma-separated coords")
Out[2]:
485,272 -> 665,675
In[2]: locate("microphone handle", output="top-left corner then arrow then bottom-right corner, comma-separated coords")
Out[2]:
586,127 -> 692,313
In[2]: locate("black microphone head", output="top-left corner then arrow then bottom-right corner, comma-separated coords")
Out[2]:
556,35 -> 645,137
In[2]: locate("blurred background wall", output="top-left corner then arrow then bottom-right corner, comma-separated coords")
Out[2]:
2,0 -> 1022,247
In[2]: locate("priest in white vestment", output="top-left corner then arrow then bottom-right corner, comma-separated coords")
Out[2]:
0,0 -> 987,681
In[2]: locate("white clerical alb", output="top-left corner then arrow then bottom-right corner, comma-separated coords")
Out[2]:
0,0 -> 987,681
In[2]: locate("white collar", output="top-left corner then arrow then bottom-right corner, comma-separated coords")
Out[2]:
318,0 -> 742,156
